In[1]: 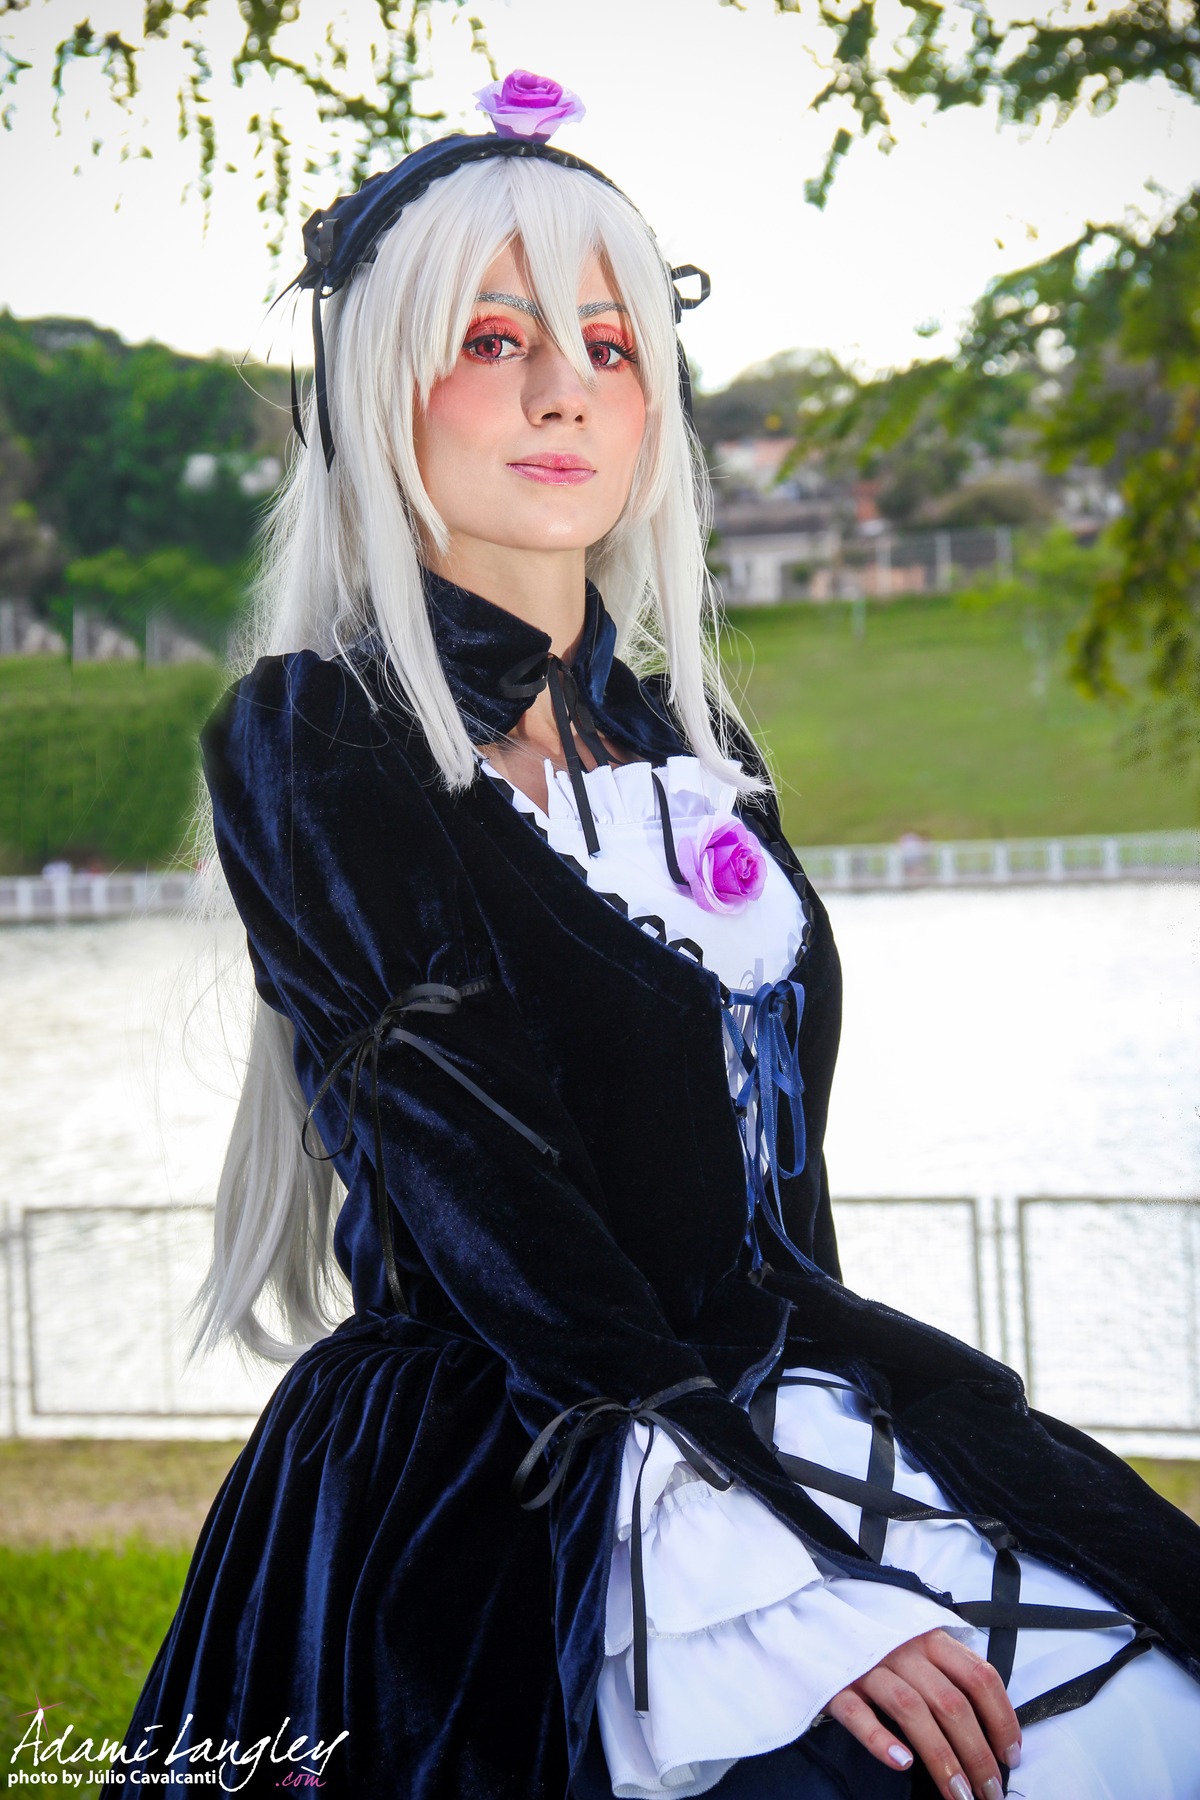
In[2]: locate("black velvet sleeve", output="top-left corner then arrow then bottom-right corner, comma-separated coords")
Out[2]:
198,647 -> 754,1449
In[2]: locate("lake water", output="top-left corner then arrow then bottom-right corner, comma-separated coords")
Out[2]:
2,883 -> 1197,1443
6,882 -> 1195,1211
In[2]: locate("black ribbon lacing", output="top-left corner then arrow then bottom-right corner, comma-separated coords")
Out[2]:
299,978 -> 560,1315
511,1373 -> 731,1716
722,978 -> 815,1276
750,1375 -> 1160,1758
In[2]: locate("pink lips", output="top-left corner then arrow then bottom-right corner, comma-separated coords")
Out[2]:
508,453 -> 596,486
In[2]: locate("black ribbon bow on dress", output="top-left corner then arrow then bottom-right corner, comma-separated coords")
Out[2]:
497,647 -> 616,855
300,979 -> 560,1315
511,1372 -> 731,1716
350,568 -> 693,873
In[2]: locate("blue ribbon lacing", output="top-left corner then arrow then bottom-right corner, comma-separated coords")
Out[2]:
721,974 -> 817,1274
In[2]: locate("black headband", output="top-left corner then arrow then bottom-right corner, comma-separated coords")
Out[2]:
285,131 -> 710,468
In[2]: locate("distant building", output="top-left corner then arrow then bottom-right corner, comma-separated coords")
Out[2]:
182,451 -> 283,497
711,438 -> 799,496
0,599 -> 66,656
71,607 -> 139,662
145,613 -> 218,665
708,435 -> 1103,607
711,497 -> 842,605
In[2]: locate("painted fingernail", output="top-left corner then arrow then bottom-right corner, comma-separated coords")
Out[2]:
887,1744 -> 913,1769
983,1780 -> 1004,1800
1005,1741 -> 1022,1769
948,1777 -> 972,1800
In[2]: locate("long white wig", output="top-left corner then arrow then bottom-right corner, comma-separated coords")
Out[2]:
185,151 -> 771,1368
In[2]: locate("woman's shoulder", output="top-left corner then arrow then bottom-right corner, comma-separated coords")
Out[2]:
202,641 -> 402,740
200,643 -> 439,809
200,645 -> 474,962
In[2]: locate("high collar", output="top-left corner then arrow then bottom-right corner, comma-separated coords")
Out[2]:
412,567 -> 618,741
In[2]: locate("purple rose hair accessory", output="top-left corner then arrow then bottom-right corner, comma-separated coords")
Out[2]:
676,817 -> 768,915
474,69 -> 586,142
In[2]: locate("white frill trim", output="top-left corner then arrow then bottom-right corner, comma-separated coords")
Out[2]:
545,754 -> 739,833
477,750 -> 806,1001
596,1406 -> 975,1800
479,749 -> 739,833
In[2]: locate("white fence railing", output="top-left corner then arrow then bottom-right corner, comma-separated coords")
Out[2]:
2,1196 -> 1196,1456
2,831 -> 1196,922
0,869 -> 195,923
796,829 -> 1199,892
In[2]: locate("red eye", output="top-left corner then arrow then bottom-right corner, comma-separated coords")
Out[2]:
582,322 -> 638,371
462,316 -> 526,364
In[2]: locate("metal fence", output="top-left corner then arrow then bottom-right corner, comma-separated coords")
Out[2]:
2,1195 -> 1196,1456
716,522 -> 1027,607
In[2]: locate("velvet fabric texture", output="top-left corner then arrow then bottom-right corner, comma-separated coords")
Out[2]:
123,579 -> 1200,1799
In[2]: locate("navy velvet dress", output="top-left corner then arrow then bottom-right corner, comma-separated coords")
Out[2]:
121,575 -> 1200,1800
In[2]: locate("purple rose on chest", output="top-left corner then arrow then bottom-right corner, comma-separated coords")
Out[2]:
676,816 -> 768,914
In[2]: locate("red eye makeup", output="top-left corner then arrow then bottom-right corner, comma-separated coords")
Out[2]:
460,313 -> 638,371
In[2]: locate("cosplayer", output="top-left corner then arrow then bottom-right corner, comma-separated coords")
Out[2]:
125,71 -> 1200,1800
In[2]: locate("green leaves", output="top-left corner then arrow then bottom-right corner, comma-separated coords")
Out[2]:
777,189 -> 1200,758
762,0 -> 1200,765
802,0 -> 1199,168
0,313 -> 265,563
58,543 -> 247,642
1,0 -> 477,227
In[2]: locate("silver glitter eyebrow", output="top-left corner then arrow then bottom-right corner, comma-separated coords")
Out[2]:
476,291 -> 540,318
475,292 -> 629,321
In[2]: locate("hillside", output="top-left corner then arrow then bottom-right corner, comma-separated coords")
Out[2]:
1,596 -> 1193,873
720,595 -> 1194,846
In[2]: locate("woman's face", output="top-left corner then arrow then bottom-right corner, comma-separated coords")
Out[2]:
412,243 -> 647,562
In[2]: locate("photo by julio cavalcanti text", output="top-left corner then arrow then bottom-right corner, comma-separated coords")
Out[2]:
8,1710 -> 350,1792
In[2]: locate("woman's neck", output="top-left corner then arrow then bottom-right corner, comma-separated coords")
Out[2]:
425,542 -> 587,661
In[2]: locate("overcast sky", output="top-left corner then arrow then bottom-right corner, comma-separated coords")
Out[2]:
3,0 -> 1197,391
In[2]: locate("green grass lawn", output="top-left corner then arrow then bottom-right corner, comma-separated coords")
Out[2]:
0,1539 -> 191,1767
0,1439 -> 1196,1765
719,596 -> 1196,846
0,1439 -> 243,1766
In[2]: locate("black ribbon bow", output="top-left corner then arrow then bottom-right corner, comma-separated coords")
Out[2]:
498,650 -> 616,855
300,978 -> 559,1315
511,1373 -> 730,1716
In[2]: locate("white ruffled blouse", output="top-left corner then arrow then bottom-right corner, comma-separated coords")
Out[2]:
477,749 -> 1200,1800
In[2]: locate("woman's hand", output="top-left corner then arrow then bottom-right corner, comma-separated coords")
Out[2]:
824,1629 -> 1022,1799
